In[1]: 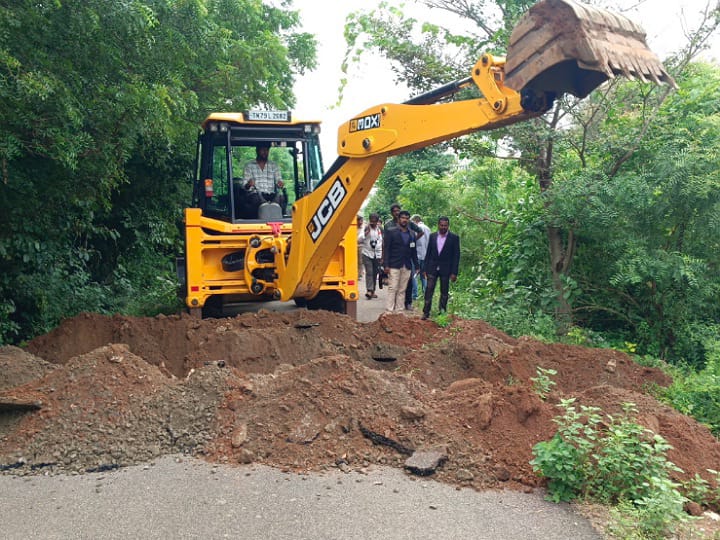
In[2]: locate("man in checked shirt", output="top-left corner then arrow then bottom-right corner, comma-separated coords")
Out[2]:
243,142 -> 287,215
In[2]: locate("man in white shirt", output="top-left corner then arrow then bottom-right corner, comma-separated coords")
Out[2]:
243,143 -> 287,214
412,215 -> 432,295
358,213 -> 383,299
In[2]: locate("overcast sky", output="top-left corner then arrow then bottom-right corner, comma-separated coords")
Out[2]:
291,0 -> 720,162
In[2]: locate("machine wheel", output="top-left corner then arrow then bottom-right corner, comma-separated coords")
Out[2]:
201,296 -> 224,319
306,291 -> 346,314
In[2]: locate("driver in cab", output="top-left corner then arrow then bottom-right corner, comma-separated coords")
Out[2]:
243,142 -> 287,214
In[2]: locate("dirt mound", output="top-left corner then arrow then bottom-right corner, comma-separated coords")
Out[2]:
1,310 -> 719,497
0,346 -> 57,391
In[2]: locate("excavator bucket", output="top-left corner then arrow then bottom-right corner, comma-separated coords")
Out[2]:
504,0 -> 676,99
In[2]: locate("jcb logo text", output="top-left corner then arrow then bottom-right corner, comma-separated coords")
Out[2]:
307,179 -> 347,242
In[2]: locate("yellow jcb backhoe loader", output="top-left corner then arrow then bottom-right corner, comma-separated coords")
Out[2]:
178,0 -> 674,318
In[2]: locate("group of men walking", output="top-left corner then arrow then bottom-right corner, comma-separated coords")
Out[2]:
357,203 -> 461,320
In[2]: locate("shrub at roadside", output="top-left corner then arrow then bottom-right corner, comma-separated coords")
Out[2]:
531,399 -> 693,538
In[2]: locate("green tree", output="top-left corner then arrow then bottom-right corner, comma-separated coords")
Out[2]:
0,0 -> 316,343
551,62 -> 720,363
365,146 -> 455,219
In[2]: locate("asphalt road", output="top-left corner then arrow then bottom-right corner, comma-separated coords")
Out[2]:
0,456 -> 602,540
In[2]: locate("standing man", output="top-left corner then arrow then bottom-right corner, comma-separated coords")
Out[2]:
358,213 -> 383,299
384,203 -> 402,232
411,214 -> 431,296
244,143 -> 287,214
383,210 -> 419,313
422,216 -> 460,320
384,203 -> 424,310
356,215 -> 365,282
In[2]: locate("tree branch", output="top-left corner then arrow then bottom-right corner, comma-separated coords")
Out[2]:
456,206 -> 507,226
608,2 -> 720,177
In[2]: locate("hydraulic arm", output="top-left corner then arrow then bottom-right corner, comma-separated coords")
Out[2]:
274,53 -> 542,301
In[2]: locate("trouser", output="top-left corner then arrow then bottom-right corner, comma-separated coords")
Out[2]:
423,272 -> 451,316
404,261 -> 416,307
416,259 -> 426,293
405,259 -> 425,304
386,267 -> 411,312
362,254 -> 380,292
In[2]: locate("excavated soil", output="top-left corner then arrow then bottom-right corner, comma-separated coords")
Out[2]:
1,310 -> 719,503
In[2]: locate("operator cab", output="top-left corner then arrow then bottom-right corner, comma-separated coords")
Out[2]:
194,110 -> 324,223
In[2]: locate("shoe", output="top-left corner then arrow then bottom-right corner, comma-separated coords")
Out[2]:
371,293 -> 378,298
365,292 -> 372,299
404,304 -> 413,311
421,313 -> 429,320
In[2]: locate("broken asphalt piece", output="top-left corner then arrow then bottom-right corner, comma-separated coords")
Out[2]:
203,360 -> 226,368
335,458 -> 351,473
0,396 -> 42,411
404,450 -> 448,476
369,343 -> 405,363
359,424 -> 414,455
294,319 -> 320,329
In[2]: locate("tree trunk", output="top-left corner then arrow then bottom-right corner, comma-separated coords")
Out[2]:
547,225 -> 574,334
535,105 -> 575,335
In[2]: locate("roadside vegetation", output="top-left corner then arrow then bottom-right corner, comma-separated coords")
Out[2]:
531,397 -> 720,539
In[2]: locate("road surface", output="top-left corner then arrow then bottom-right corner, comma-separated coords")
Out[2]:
0,456 -> 602,539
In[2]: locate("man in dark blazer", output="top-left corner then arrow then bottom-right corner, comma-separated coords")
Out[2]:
421,216 -> 460,320
383,210 -> 420,313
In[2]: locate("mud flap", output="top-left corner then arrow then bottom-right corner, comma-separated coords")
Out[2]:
505,0 -> 676,99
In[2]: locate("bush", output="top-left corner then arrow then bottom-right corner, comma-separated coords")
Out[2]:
656,339 -> 720,437
531,399 -> 691,538
0,298 -> 20,344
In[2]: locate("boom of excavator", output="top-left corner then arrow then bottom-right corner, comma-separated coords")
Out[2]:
179,0 -> 674,318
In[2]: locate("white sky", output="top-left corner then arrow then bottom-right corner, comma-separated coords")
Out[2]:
292,0 -> 720,162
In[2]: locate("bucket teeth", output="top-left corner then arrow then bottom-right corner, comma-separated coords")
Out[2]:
505,0 -> 676,100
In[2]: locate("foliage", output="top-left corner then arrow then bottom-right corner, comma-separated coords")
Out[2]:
364,147 -> 455,220
606,485 -> 694,540
431,311 -> 452,327
0,297 -> 19,343
531,399 -> 690,538
658,335 -> 720,436
341,0 -> 535,99
530,366 -> 556,400
554,63 -> 720,365
443,159 -> 558,340
0,0 -> 316,343
682,469 -> 720,510
532,400 -> 684,503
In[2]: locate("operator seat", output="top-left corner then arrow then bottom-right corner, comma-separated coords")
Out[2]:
258,202 -> 283,220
